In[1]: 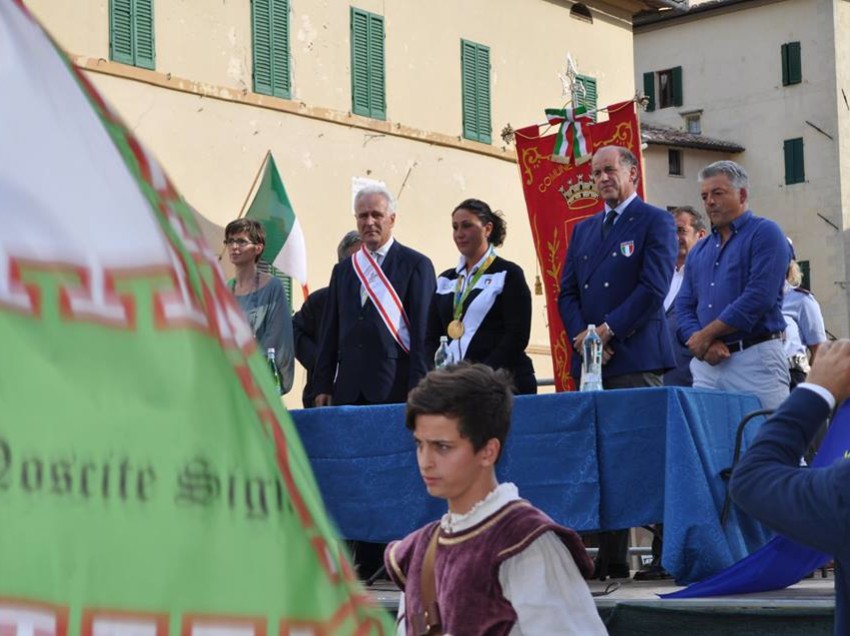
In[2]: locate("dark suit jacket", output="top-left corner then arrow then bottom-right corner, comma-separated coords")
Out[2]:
425,256 -> 537,394
730,388 -> 850,634
314,240 -> 436,405
558,196 -> 677,381
663,294 -> 694,387
292,286 -> 329,408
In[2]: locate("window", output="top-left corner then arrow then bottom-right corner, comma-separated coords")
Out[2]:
686,114 -> 701,134
109,0 -> 155,70
461,39 -> 491,144
798,259 -> 811,290
570,3 -> 593,22
668,149 -> 683,176
643,66 -> 682,111
784,137 -> 805,185
350,8 -> 386,120
252,0 -> 291,98
575,74 -> 597,122
781,42 -> 802,86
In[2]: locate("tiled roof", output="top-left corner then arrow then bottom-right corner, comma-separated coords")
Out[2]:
641,123 -> 745,153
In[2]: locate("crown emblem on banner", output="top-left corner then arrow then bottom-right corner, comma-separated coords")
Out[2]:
559,176 -> 597,207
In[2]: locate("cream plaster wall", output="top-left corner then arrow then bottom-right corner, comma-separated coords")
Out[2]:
26,0 -> 649,406
642,145 -> 736,211
635,0 -> 850,337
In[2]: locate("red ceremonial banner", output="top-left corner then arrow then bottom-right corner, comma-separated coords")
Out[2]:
515,100 -> 645,392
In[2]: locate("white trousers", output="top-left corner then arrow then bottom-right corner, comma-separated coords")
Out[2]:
690,338 -> 790,411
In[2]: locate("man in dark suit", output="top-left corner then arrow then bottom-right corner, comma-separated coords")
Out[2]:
663,206 -> 707,387
558,145 -> 677,581
314,184 -> 436,407
731,339 -> 850,636
292,231 -> 362,408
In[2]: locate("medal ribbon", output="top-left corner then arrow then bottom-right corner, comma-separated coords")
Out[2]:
453,249 -> 496,324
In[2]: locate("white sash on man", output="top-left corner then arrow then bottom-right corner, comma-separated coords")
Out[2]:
352,246 -> 411,353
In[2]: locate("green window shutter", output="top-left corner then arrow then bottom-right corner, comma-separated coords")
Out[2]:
672,65 -> 683,107
367,12 -> 386,120
461,40 -> 479,140
643,71 -> 655,111
259,263 -> 293,311
133,0 -> 155,70
576,74 -> 597,122
350,8 -> 385,120
270,0 -> 291,98
476,44 -> 491,143
350,9 -> 370,116
461,40 -> 491,143
252,0 -> 274,95
109,0 -> 134,65
787,41 -> 802,85
798,260 -> 811,291
784,137 -> 805,185
781,43 -> 790,86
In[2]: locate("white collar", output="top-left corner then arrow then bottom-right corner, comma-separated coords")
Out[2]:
371,236 -> 395,258
440,482 -> 520,534
455,245 -> 495,276
604,191 -> 639,217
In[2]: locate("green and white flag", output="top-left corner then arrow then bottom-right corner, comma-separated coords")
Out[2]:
244,154 -> 309,298
0,2 -> 390,634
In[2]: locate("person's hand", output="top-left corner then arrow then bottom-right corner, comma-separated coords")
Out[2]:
703,341 -> 731,366
602,345 -> 615,365
315,393 -> 333,407
572,328 -> 588,357
686,329 -> 714,360
806,339 -> 850,404
598,322 -> 615,346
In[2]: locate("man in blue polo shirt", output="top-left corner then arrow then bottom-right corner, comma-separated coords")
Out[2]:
676,160 -> 791,410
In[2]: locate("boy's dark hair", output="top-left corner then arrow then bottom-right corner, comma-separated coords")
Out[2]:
225,218 -> 266,262
405,362 -> 514,459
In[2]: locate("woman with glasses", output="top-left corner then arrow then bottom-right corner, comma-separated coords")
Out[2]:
224,218 -> 294,395
426,199 -> 537,394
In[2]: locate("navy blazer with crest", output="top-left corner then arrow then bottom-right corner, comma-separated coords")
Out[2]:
558,196 -> 677,381
313,240 -> 436,405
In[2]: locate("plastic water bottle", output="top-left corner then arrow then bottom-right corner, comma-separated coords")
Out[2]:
267,347 -> 282,392
580,324 -> 603,391
434,336 -> 451,369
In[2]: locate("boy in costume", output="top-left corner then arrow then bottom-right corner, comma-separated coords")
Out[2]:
384,363 -> 606,635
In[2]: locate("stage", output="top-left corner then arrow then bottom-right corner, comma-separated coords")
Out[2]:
368,572 -> 836,635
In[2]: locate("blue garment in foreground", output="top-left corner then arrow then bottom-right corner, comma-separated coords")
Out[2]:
662,396 -> 850,613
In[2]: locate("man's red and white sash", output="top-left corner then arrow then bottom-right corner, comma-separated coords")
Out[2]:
352,246 -> 411,353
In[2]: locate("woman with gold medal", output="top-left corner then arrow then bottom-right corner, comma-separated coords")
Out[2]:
426,199 -> 537,394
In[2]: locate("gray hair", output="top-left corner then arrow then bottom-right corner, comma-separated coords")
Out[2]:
698,160 -> 749,190
672,205 -> 707,233
354,183 -> 397,214
595,145 -> 639,170
337,230 -> 362,262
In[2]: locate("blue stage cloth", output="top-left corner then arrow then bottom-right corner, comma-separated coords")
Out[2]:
291,387 -> 769,583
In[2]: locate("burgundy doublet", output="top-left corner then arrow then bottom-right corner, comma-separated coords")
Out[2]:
385,500 -> 593,635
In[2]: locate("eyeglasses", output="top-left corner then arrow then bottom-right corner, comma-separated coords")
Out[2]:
224,238 -> 254,248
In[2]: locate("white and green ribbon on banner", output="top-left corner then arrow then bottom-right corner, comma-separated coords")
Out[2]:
544,106 -> 592,165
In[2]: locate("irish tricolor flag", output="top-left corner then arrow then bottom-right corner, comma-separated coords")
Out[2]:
244,153 -> 309,299
0,1 -> 389,633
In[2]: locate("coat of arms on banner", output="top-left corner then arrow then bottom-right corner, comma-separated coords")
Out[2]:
620,241 -> 635,257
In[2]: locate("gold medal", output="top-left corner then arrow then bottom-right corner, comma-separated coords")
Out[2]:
447,320 -> 465,339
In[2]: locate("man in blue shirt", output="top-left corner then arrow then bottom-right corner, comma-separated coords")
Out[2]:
730,339 -> 850,635
676,160 -> 791,410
